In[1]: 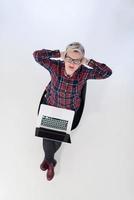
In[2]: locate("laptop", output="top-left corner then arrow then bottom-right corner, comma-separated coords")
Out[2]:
35,104 -> 75,143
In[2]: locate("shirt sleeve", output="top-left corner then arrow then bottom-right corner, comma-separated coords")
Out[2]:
33,49 -> 61,73
86,59 -> 112,80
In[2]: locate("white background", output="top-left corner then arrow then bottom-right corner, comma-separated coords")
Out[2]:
0,0 -> 134,199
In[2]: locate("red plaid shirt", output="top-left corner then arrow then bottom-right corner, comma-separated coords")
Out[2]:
33,49 -> 112,111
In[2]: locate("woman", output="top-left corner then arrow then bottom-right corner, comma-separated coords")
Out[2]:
33,42 -> 112,181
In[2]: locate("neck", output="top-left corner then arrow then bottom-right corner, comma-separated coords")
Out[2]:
64,70 -> 73,78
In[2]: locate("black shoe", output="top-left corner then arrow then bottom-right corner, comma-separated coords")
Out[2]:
40,159 -> 49,171
47,163 -> 55,181
46,160 -> 57,181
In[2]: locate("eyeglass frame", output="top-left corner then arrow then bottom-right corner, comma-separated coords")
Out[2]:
64,53 -> 83,65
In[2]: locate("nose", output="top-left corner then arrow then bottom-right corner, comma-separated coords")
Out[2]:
69,62 -> 75,67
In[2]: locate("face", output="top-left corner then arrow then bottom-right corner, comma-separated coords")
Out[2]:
64,50 -> 83,76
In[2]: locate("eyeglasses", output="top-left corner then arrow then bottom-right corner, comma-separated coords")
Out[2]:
64,55 -> 82,65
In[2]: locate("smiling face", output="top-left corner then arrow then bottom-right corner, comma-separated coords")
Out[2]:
64,50 -> 83,76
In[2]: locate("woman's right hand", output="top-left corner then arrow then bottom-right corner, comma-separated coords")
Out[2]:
60,51 -> 66,60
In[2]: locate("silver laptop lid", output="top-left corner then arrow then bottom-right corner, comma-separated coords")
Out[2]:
36,104 -> 75,133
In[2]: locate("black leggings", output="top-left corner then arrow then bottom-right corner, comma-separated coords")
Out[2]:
43,139 -> 62,164
42,109 -> 80,164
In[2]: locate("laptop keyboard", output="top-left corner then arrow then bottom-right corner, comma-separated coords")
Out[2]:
40,116 -> 68,131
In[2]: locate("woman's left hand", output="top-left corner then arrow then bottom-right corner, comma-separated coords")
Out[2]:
81,57 -> 90,65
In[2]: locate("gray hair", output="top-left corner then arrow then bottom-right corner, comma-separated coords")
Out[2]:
66,42 -> 85,56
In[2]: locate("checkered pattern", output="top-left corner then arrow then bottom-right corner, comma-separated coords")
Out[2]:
33,49 -> 112,111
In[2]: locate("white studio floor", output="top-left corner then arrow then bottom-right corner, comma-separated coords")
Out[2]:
0,0 -> 134,200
